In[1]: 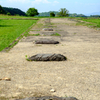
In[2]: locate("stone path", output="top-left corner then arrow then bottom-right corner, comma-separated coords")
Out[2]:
0,18 -> 100,100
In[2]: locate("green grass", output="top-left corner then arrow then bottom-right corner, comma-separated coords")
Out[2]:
0,14 -> 25,18
0,19 -> 38,51
74,17 -> 100,28
26,33 -> 40,36
80,18 -> 100,28
33,33 -> 40,36
51,33 -> 61,36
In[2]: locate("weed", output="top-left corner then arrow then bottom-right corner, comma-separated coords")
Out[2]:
43,34 -> 46,36
51,33 -> 61,36
35,44 -> 42,46
65,95 -> 68,97
25,55 -> 28,58
26,58 -> 31,61
74,33 -> 77,35
25,55 -> 31,61
50,23 -> 55,25
33,33 -> 40,36
25,33 -> 40,37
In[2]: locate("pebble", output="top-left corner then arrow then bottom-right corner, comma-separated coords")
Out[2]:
50,89 -> 56,92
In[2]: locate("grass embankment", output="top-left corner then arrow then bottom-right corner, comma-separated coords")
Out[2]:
80,18 -> 100,28
74,17 -> 100,28
0,16 -> 38,51
0,14 -> 35,19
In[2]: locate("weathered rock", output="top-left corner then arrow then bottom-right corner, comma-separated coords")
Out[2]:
3,77 -> 11,81
16,96 -> 78,100
28,54 -> 67,61
35,40 -> 59,44
0,77 -> 11,81
42,28 -> 53,31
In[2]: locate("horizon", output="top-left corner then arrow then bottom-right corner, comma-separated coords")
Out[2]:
0,0 -> 100,15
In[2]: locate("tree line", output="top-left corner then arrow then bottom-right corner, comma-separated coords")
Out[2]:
0,5 -> 26,16
0,5 -> 99,18
0,5 -> 70,17
27,8 -> 69,17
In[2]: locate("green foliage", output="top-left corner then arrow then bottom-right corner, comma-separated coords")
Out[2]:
50,12 -> 55,17
59,8 -> 69,17
0,5 -> 6,14
26,8 -> 39,16
0,19 -> 37,51
7,12 -> 11,15
90,15 -> 100,18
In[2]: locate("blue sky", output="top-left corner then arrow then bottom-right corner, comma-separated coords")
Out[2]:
0,0 -> 100,14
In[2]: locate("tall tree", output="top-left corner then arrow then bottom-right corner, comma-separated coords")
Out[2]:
26,8 -> 39,16
0,5 -> 6,14
59,8 -> 69,17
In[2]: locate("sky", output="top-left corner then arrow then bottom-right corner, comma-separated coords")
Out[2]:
0,0 -> 100,14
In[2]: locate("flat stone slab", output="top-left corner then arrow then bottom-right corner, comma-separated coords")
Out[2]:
35,40 -> 59,44
28,54 -> 67,61
42,28 -> 53,31
16,96 -> 78,100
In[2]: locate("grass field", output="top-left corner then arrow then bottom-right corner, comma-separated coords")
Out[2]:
0,17 -> 38,51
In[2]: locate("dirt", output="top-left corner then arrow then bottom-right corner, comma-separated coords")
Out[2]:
0,18 -> 100,100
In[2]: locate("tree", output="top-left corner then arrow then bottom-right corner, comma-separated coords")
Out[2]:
0,5 -> 6,14
50,12 -> 55,17
26,8 -> 39,16
7,12 -> 11,15
59,8 -> 69,17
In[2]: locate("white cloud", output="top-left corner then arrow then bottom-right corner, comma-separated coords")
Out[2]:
32,0 -> 51,4
43,0 -> 51,4
32,0 -> 42,4
52,0 -> 59,6
53,1 -> 59,4
8,0 -> 51,4
8,0 -> 29,3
